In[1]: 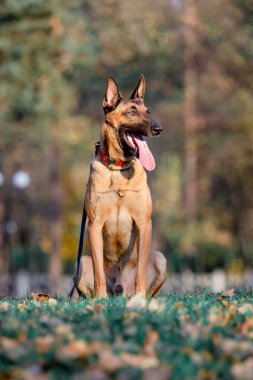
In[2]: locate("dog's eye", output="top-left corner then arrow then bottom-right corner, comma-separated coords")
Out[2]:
128,107 -> 138,116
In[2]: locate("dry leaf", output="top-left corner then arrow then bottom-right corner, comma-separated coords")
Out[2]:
218,299 -> 229,308
97,349 -> 123,372
0,301 -> 11,312
0,336 -> 27,360
209,306 -> 224,326
143,366 -> 171,380
231,358 -> 253,380
17,301 -> 27,311
58,340 -> 90,360
120,352 -> 159,369
35,335 -> 54,354
73,369 -> 108,380
217,288 -> 234,301
126,294 -> 147,309
86,303 -> 105,313
31,293 -> 57,304
0,336 -> 18,351
239,317 -> 253,338
143,328 -> 158,356
124,311 -> 139,321
57,340 -> 108,360
214,336 -> 253,358
148,299 -> 165,313
198,368 -> 216,379
238,303 -> 253,315
174,301 -> 185,309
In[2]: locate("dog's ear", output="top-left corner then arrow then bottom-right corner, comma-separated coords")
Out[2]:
130,74 -> 146,100
103,76 -> 123,110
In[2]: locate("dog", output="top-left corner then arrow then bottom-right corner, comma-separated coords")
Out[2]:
76,74 -> 167,297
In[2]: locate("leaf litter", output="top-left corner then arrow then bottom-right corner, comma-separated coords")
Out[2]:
0,289 -> 253,379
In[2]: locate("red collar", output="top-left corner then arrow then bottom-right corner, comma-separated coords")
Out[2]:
95,141 -> 132,168
98,148 -> 132,168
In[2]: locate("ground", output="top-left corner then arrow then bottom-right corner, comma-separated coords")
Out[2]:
0,289 -> 253,380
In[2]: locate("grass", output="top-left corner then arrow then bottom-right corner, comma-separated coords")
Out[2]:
1,289 -> 253,379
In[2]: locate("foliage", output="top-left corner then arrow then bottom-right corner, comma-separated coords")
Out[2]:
1,290 -> 253,379
0,0 -> 253,275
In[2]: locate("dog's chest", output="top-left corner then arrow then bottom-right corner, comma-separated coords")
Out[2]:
86,160 -> 151,221
108,170 -> 134,193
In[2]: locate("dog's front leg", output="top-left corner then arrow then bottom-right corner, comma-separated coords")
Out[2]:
135,219 -> 151,295
88,221 -> 107,298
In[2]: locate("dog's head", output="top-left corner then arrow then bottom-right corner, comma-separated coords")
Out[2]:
102,75 -> 162,171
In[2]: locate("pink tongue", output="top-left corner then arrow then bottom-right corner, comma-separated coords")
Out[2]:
131,134 -> 156,171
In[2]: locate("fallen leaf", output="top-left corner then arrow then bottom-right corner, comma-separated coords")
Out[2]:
143,366 -> 171,380
198,368 -> 216,379
35,335 -> 54,354
148,299 -> 165,313
239,317 -> 253,338
121,352 -> 159,369
17,301 -> 27,311
0,336 -> 27,360
209,303 -> 237,326
174,301 -> 185,309
238,303 -> 253,315
57,340 -> 90,360
218,299 -> 230,308
143,327 -> 158,356
31,293 -> 57,303
97,349 -> 123,372
217,288 -> 234,301
86,303 -> 105,313
123,311 -> 139,321
0,336 -> 18,351
126,294 -> 147,309
231,358 -> 253,379
73,369 -> 108,380
57,340 -> 108,361
0,301 -> 11,312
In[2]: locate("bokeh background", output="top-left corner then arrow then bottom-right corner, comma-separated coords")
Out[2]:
0,0 -> 253,295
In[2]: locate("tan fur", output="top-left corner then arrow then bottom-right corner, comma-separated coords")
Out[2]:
76,75 -> 166,298
76,251 -> 168,297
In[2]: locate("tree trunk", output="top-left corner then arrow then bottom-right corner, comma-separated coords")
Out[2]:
48,140 -> 63,293
0,201 -> 7,274
183,0 -> 200,226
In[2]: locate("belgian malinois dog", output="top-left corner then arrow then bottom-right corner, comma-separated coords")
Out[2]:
76,74 -> 167,297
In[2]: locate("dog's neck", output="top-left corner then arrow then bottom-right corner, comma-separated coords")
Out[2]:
100,123 -> 134,163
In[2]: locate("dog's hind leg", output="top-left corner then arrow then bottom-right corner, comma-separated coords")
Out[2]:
114,251 -> 168,297
147,251 -> 168,297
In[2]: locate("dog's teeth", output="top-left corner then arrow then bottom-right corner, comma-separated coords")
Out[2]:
126,135 -> 134,148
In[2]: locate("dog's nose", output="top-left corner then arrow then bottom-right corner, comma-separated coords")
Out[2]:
114,284 -> 123,295
151,123 -> 163,134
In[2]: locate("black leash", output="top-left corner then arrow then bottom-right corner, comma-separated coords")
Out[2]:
68,198 -> 87,299
68,143 -> 101,299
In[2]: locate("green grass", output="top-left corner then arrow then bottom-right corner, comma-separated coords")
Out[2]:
1,290 -> 253,379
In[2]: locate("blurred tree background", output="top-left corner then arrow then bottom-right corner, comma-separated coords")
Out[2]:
0,0 -> 253,291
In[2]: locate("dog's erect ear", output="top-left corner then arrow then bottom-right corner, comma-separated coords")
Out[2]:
130,74 -> 146,100
103,76 -> 123,110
